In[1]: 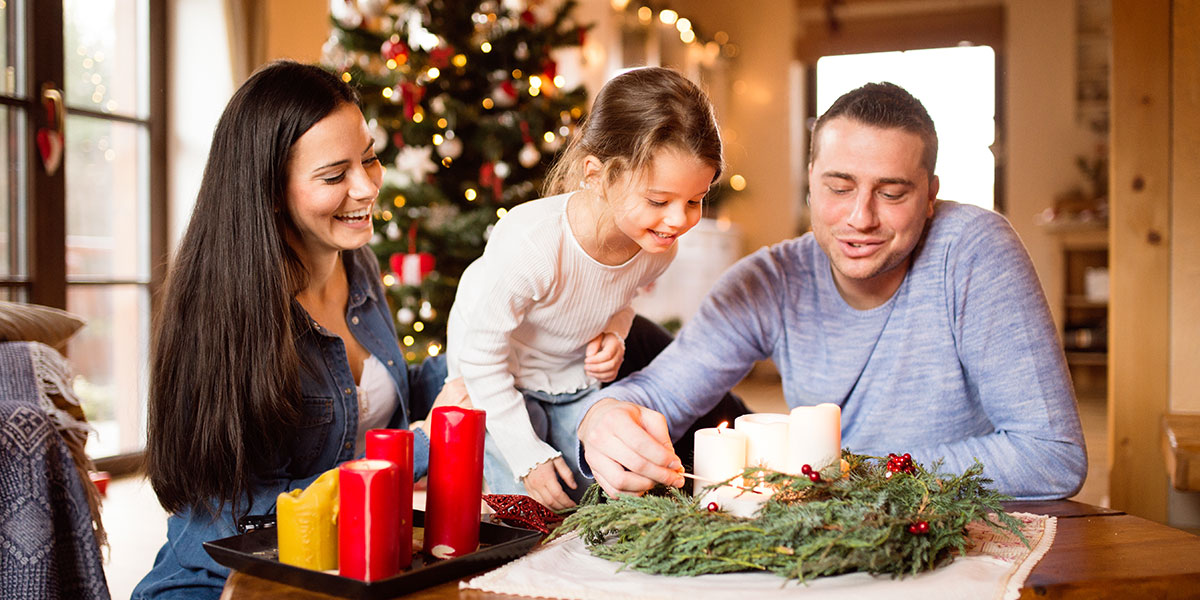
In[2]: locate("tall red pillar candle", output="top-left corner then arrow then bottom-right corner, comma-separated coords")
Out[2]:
338,459 -> 402,581
423,406 -> 486,559
364,428 -> 414,569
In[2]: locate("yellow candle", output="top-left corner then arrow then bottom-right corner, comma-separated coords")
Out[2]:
277,467 -> 339,571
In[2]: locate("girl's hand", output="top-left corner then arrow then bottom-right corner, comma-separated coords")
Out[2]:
584,332 -> 624,382
522,456 -> 578,510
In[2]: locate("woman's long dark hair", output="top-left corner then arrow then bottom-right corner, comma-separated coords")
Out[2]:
146,61 -> 358,517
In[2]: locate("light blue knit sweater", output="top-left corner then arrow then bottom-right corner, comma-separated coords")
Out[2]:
595,201 -> 1087,500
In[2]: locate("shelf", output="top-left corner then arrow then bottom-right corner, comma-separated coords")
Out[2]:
1065,295 -> 1108,309
1066,351 -> 1108,367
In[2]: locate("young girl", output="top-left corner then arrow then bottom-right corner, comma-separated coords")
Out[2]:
135,61 -> 464,599
446,67 -> 723,510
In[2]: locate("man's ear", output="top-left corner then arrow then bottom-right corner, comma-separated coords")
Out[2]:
926,174 -> 940,216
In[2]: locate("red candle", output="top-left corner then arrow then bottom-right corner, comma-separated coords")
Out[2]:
423,406 -> 486,559
338,459 -> 402,581
364,428 -> 414,569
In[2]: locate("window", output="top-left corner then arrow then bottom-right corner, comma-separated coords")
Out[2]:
0,0 -> 165,465
816,46 -> 997,211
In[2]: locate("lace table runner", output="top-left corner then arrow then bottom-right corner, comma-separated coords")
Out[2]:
465,512 -> 1055,600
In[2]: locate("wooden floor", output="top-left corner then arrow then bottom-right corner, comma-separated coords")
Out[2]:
101,370 -> 1111,599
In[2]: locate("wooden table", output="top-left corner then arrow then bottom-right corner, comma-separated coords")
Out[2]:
220,500 -> 1200,600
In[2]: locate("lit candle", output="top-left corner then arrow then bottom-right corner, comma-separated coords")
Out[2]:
423,406 -> 486,559
787,403 -> 841,473
733,413 -> 790,471
339,459 -> 403,581
276,468 -> 339,571
365,428 -> 414,570
700,484 -> 772,519
692,422 -> 747,489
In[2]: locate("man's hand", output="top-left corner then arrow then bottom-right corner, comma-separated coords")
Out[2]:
521,456 -> 578,510
584,332 -> 624,383
577,398 -> 684,497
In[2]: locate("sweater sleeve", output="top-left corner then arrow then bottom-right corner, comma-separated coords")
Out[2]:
586,248 -> 784,440
907,212 -> 1087,500
455,231 -> 560,482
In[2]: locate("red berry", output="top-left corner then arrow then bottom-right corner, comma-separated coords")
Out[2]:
903,453 -> 911,461
907,524 -> 919,534
706,502 -> 719,512
808,472 -> 821,483
800,464 -> 812,475
917,521 -> 929,534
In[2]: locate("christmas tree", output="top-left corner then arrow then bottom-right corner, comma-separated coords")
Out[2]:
321,0 -> 589,363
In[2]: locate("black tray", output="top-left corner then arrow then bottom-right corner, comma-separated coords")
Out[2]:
204,510 -> 542,599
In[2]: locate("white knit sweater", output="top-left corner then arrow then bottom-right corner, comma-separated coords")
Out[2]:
446,193 -> 675,480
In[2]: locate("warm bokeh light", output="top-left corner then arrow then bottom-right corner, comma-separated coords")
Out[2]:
658,9 -> 678,25
729,174 -> 746,191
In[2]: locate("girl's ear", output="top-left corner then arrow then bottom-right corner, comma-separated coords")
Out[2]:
582,155 -> 604,188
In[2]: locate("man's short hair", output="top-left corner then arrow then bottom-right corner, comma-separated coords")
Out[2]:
809,82 -> 938,179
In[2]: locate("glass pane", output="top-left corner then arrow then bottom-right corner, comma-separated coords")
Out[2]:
69,284 -> 148,458
0,285 -> 27,301
816,46 -> 997,212
1,0 -> 24,97
65,114 -> 148,279
63,0 -> 146,117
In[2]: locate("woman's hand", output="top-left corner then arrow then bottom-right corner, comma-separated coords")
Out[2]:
521,456 -> 578,510
584,332 -> 624,383
413,377 -> 473,436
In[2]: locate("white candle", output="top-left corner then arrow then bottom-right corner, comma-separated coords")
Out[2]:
699,484 -> 773,519
787,403 -> 841,473
734,413 -> 790,471
692,424 -> 747,489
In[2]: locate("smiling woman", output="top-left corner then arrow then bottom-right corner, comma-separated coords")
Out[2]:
133,61 -> 466,600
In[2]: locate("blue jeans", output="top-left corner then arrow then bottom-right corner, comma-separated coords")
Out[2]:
482,384 -> 597,501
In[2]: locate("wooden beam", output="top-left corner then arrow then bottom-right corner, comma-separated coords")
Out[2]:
1108,0 -> 1171,522
1171,1 -> 1200,415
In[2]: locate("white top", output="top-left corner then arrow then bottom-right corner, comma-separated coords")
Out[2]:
446,193 -> 676,480
354,354 -> 398,455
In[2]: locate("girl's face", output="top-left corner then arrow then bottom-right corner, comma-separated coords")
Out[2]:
284,103 -> 383,264
602,147 -> 715,255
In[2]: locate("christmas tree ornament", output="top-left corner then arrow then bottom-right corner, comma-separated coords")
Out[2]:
492,81 -> 519,108
515,41 -> 531,60
385,221 -> 402,241
397,307 -> 416,324
400,82 -> 426,119
381,38 -> 410,62
436,131 -> 463,159
518,121 -> 541,168
479,162 -> 504,198
390,222 -> 436,286
331,0 -> 364,29
357,0 -> 388,18
419,300 -> 435,320
482,494 -> 564,533
392,145 -> 438,187
368,118 -> 388,153
493,161 -> 511,179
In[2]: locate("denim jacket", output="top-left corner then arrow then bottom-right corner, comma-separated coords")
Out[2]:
133,247 -> 446,599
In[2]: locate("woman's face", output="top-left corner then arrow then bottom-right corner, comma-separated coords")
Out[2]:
284,102 -> 383,264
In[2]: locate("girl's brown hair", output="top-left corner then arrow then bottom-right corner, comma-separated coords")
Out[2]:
544,67 -> 723,198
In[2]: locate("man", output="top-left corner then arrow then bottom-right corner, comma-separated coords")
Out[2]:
576,82 -> 1086,501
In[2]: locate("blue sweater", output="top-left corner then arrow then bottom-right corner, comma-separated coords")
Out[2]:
598,201 -> 1086,500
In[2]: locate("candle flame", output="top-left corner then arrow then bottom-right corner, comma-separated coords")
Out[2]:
717,421 -> 729,431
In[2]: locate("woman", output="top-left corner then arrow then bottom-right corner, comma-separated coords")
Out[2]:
133,61 -> 463,599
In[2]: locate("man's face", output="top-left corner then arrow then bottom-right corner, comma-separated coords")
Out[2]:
807,117 -> 939,309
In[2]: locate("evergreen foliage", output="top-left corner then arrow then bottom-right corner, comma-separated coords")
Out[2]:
552,452 -> 1026,581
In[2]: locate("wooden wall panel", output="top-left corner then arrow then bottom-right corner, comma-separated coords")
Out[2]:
1172,2 -> 1200,415
1108,0 -> 1171,522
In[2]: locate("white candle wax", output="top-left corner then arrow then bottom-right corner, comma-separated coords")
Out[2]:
733,413 -> 790,471
699,484 -> 773,519
787,403 -> 841,473
692,426 -> 747,491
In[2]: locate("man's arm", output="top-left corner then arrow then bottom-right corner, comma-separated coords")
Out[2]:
576,249 -> 787,495
911,211 -> 1087,500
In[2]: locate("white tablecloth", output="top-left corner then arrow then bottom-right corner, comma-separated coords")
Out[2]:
464,512 -> 1055,600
